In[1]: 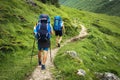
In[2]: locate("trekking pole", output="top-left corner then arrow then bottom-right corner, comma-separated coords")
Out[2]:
50,40 -> 52,62
30,38 -> 36,64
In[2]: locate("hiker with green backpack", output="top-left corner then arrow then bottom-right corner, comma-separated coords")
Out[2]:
34,14 -> 53,70
53,16 -> 65,47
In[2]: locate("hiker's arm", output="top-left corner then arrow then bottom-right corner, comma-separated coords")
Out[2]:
62,24 -> 65,34
50,24 -> 54,35
51,30 -> 54,35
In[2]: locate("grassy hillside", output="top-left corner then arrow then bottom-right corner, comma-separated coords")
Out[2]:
0,0 -> 78,80
59,0 -> 120,16
0,0 -> 120,80
54,8 -> 120,80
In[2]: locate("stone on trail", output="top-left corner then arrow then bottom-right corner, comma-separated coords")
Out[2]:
77,69 -> 86,76
65,50 -> 78,58
95,72 -> 120,80
65,50 -> 83,63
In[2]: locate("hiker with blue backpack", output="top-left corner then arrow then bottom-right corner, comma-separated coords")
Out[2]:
34,14 -> 53,70
53,16 -> 65,47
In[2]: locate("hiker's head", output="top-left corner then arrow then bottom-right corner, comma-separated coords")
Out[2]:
39,14 -> 50,23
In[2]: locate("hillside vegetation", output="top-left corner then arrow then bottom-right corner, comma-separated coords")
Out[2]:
0,0 -> 120,80
59,0 -> 120,16
54,11 -> 120,79
0,0 -> 78,80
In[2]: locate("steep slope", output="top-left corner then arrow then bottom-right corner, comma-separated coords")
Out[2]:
59,0 -> 120,16
54,7 -> 120,80
0,0 -> 78,80
0,0 -> 77,57
0,0 -> 120,80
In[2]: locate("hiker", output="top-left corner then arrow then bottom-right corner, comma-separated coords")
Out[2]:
34,14 -> 53,70
53,16 -> 65,47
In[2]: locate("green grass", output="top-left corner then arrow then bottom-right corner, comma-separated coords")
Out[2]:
0,0 -> 79,80
59,0 -> 120,16
54,9 -> 120,80
0,49 -> 38,80
0,0 -> 120,80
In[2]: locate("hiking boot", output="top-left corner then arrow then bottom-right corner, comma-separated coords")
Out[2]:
58,43 -> 60,47
41,65 -> 46,70
39,61 -> 41,66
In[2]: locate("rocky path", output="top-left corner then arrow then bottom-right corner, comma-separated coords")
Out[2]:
27,24 -> 88,80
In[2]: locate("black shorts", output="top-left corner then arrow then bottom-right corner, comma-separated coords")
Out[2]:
55,30 -> 63,36
38,39 -> 50,48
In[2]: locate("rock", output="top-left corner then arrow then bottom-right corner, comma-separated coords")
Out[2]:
95,72 -> 120,80
29,79 -> 33,80
103,56 -> 107,59
65,50 -> 83,63
77,69 -> 86,76
71,37 -> 80,42
65,50 -> 78,58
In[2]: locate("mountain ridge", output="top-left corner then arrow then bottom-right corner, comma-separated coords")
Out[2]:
59,0 -> 120,16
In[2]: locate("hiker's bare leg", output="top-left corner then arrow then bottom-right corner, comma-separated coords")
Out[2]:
38,50 -> 42,61
58,36 -> 62,44
42,50 -> 48,65
56,36 -> 59,45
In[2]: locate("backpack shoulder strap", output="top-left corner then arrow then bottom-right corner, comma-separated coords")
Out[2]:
38,22 -> 41,30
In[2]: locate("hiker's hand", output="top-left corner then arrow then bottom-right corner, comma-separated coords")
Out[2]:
51,31 -> 54,35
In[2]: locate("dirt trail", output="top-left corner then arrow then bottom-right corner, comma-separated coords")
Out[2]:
27,24 -> 88,80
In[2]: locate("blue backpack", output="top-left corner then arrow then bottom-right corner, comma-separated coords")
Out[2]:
53,16 -> 62,31
37,14 -> 50,42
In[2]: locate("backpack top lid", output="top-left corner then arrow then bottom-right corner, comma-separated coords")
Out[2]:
39,14 -> 50,23
54,16 -> 62,21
